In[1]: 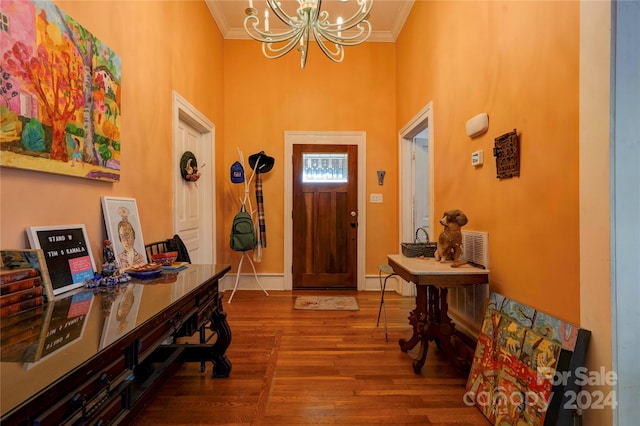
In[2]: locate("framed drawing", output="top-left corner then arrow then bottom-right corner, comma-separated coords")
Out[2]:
26,225 -> 96,295
0,1 -> 122,182
101,196 -> 147,270
99,284 -> 144,349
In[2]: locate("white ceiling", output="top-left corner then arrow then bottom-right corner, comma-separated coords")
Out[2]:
205,0 -> 415,42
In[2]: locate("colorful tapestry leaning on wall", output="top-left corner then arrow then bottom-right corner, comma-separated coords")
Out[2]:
465,292 -> 591,426
0,0 -> 121,181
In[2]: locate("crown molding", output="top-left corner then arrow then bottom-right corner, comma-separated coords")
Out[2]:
206,0 -> 414,43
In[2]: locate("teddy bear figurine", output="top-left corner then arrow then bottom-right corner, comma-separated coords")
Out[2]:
434,209 -> 468,264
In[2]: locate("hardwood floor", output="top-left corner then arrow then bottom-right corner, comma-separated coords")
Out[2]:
132,290 -> 490,425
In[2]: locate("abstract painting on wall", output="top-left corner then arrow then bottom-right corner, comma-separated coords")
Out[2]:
0,1 -> 121,181
465,292 -> 591,426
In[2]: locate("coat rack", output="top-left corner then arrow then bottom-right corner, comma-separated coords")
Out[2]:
228,147 -> 269,303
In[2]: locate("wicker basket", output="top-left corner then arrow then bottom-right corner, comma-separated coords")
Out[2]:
401,228 -> 437,258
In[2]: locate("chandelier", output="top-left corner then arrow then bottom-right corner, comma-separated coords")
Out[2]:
243,0 -> 373,69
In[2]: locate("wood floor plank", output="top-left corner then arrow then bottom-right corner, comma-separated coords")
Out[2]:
132,290 -> 489,425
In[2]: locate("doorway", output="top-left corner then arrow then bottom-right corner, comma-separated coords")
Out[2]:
284,131 -> 366,291
412,129 -> 431,234
172,91 -> 215,264
398,102 -> 435,296
292,144 -> 358,289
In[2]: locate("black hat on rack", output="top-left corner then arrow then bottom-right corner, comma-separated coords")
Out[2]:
248,151 -> 275,173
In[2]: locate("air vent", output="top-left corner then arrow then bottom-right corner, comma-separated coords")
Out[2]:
460,230 -> 489,268
449,230 -> 489,338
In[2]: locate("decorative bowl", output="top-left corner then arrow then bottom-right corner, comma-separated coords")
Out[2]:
151,251 -> 178,266
128,269 -> 163,279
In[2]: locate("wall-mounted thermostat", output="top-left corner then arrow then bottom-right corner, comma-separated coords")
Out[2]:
471,150 -> 484,166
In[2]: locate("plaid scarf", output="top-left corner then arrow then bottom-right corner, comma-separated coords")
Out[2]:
255,170 -> 266,247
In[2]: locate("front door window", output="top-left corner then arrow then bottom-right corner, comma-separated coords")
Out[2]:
302,153 -> 348,183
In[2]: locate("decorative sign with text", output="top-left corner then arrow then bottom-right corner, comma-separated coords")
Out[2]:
40,291 -> 94,359
27,225 -> 96,295
22,290 -> 95,369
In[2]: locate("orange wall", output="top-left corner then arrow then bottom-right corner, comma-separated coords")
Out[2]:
1,1 -> 582,325
0,1 -> 225,263
220,41 -> 398,273
397,1 -> 580,323
0,2 -> 613,422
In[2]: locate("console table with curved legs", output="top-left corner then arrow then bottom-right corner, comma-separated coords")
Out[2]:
387,254 -> 489,375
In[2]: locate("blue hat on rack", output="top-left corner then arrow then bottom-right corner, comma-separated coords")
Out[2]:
230,161 -> 245,183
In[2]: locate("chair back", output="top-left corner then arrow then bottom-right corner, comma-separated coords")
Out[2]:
145,240 -> 168,263
145,234 -> 191,264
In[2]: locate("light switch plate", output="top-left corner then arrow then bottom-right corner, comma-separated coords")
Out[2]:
370,193 -> 383,203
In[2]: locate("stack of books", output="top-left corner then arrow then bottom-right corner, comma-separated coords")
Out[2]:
0,267 -> 46,318
1,290 -> 94,364
0,301 -> 46,363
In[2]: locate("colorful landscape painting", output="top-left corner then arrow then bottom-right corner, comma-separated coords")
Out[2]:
466,292 -> 591,426
0,1 -> 121,181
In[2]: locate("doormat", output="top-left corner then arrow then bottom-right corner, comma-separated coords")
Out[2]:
294,296 -> 359,311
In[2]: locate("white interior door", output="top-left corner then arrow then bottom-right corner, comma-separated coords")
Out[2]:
172,92 -> 215,264
175,120 -> 203,261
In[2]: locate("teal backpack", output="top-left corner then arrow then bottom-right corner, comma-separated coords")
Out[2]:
230,206 -> 256,252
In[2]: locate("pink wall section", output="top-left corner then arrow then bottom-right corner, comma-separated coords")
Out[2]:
397,1 -> 580,324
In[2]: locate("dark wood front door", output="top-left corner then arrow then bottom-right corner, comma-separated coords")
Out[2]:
292,144 -> 358,289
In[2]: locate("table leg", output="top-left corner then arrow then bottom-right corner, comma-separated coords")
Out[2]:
209,303 -> 233,377
433,286 -> 443,350
181,299 -> 233,378
434,288 -> 469,371
411,285 -> 439,374
399,283 -> 427,353
399,284 -> 437,374
400,285 -> 469,374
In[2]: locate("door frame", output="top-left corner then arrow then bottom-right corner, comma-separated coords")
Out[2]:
171,91 -> 216,263
398,102 -> 435,296
284,131 -> 366,290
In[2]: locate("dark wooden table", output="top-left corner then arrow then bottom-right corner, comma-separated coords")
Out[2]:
1,264 -> 231,425
387,254 -> 489,374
